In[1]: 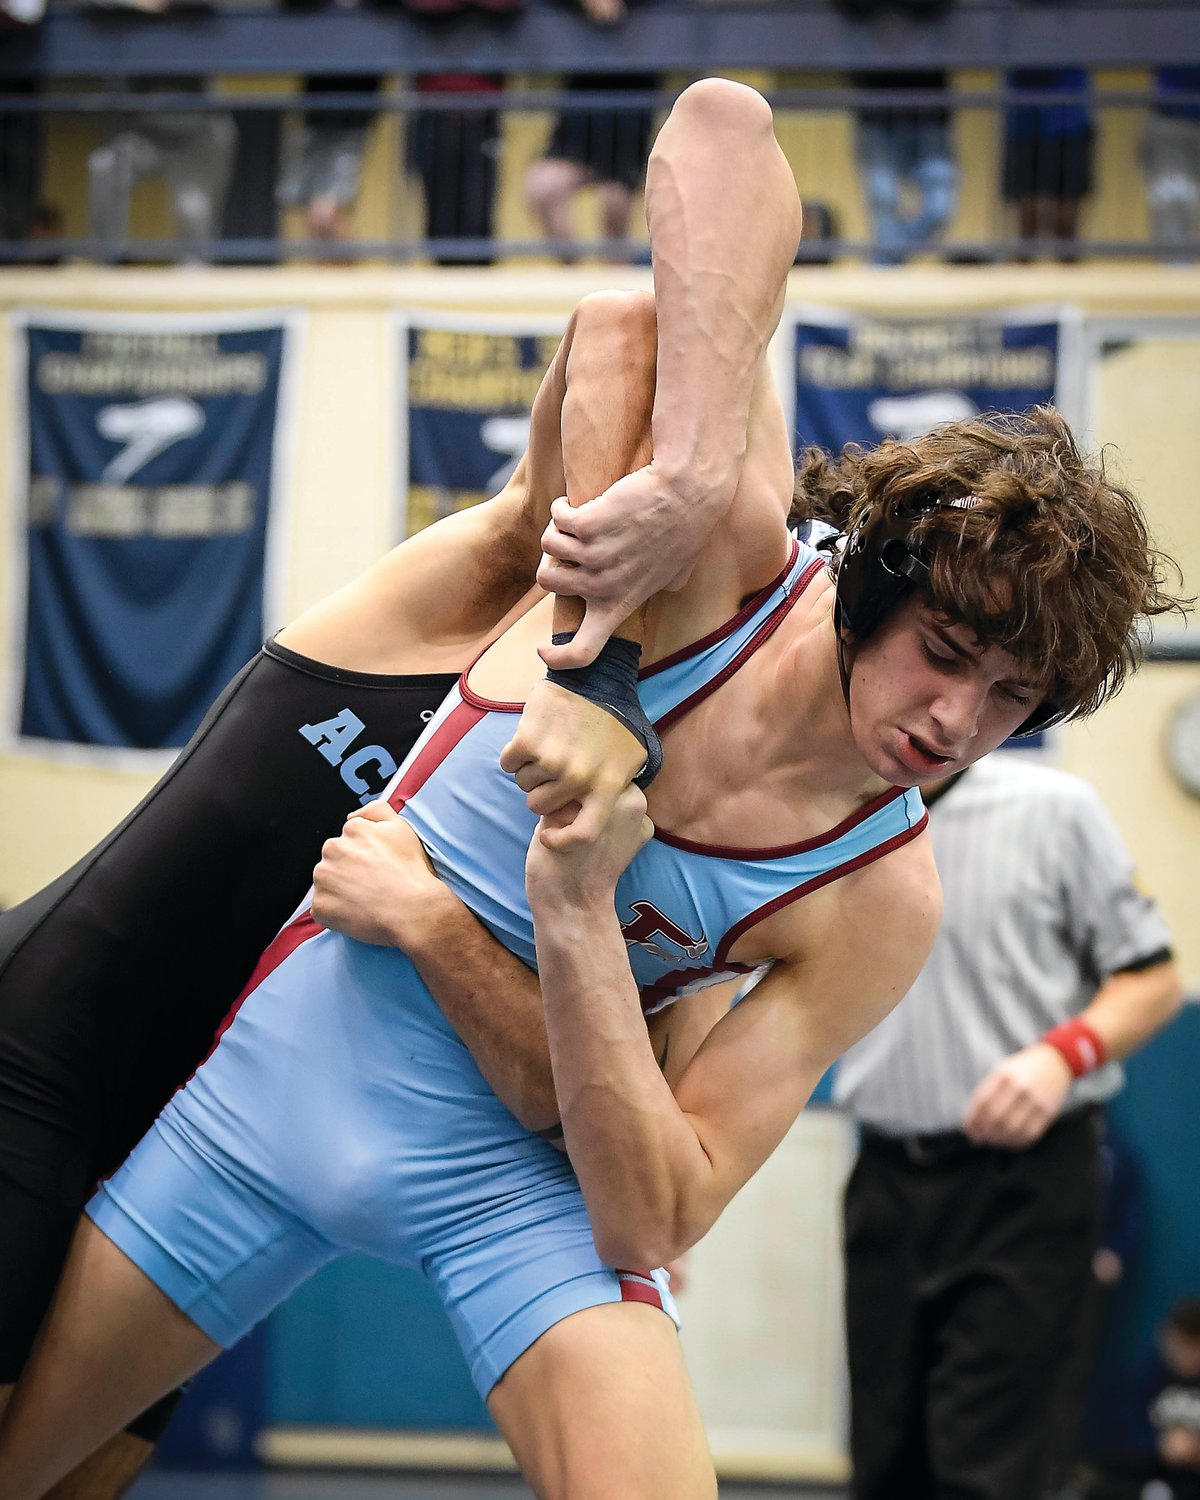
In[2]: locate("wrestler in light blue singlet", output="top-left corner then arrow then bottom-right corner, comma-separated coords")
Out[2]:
87,533 -> 926,1398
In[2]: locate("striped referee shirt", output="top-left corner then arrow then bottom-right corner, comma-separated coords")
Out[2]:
833,753 -> 1174,1135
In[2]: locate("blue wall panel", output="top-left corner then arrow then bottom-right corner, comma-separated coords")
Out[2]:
267,1256 -> 490,1430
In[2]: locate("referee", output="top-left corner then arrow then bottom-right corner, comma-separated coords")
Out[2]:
834,752 -> 1185,1500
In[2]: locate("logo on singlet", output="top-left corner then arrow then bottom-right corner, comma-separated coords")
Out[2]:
299,708 -> 399,805
620,901 -> 709,962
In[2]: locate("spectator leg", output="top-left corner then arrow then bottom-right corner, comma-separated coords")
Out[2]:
855,119 -> 906,264
597,180 -> 634,259
1143,114 -> 1200,257
88,130 -> 157,253
908,120 -> 958,249
524,157 -> 590,259
164,114 -> 237,253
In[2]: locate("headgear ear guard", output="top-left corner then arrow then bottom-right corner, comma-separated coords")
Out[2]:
833,494 -> 1067,738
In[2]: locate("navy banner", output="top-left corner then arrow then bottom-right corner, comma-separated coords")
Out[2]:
400,312 -> 566,538
788,304 -> 1082,454
10,310 -> 297,756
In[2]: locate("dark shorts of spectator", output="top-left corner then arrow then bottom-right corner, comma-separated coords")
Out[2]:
543,73 -> 657,192
1003,128 -> 1094,201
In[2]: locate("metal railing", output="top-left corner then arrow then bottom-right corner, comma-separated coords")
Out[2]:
0,81 -> 1196,265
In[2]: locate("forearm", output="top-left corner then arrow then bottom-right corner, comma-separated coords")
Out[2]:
1076,960 -> 1185,1061
401,892 -> 560,1134
646,79 -> 801,508
533,896 -> 719,1268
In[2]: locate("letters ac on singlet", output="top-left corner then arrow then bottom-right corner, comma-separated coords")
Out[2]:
298,706 -> 435,805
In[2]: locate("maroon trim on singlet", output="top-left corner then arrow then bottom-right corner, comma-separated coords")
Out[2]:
388,695 -> 488,809
616,1269 -> 665,1309
638,961 -> 757,1015
638,538 -> 802,681
198,697 -> 487,1077
458,642 -> 525,715
454,539 -> 807,714
653,784 -> 910,862
711,809 -> 930,968
650,556 -> 824,744
193,910 -> 325,1080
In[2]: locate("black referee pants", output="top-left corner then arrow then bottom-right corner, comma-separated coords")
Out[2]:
844,1109 -> 1104,1500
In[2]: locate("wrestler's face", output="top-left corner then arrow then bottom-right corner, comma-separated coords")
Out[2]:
846,596 -> 1043,787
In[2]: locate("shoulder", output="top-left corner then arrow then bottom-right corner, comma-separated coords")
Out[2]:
761,823 -> 941,978
744,829 -> 940,1063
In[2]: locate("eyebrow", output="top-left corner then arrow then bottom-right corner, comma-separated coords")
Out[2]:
930,622 -> 979,663
930,621 -> 1038,693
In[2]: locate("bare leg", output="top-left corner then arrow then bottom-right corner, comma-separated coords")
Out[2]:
524,158 -> 590,261
0,1219 -> 219,1499
0,1387 -> 153,1500
488,1303 -> 716,1500
37,1434 -> 151,1500
597,180 -> 634,261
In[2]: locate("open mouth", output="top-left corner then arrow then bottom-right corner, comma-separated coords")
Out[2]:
902,732 -> 954,773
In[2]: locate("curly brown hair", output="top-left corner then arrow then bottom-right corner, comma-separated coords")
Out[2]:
790,406 -> 1189,720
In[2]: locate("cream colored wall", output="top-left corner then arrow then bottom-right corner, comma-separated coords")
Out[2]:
1,265 -> 1198,986
1060,334 -> 1200,989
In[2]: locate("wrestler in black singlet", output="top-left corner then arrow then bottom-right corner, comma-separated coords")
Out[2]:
0,640 -> 456,1406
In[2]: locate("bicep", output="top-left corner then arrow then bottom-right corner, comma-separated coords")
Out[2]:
670,871 -> 939,1201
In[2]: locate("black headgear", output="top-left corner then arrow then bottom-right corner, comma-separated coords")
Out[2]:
834,496 -> 1066,737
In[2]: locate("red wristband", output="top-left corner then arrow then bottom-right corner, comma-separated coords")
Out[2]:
1042,1019 -> 1107,1077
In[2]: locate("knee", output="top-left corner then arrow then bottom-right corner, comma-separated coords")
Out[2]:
524,158 -> 574,216
89,144 -> 118,185
173,185 -> 214,239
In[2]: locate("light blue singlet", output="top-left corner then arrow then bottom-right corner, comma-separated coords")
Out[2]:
88,533 -> 925,1398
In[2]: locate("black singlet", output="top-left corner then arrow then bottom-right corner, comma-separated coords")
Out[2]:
0,640 -> 457,1381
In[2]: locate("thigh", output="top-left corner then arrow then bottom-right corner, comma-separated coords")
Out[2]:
88,1104 -> 336,1350
488,1302 -> 715,1500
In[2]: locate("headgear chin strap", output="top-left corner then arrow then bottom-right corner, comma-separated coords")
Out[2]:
833,493 -> 1065,738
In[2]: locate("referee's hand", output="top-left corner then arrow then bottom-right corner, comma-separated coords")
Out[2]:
962,1043 -> 1074,1149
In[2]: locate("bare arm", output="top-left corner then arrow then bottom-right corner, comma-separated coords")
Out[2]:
526,796 -> 940,1269
963,960 -> 1185,1149
539,78 -> 803,666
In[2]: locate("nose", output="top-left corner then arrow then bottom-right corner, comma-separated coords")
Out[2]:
929,675 -> 988,750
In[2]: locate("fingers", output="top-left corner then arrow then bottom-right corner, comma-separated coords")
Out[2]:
964,1079 -> 1049,1148
536,784 -> 619,848
345,798 -> 398,823
498,733 -> 534,777
539,515 -> 589,565
548,495 -> 595,537
535,555 -> 584,603
535,789 -> 653,855
537,602 -> 627,669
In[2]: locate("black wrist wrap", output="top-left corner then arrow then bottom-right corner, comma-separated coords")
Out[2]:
545,632 -> 664,789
